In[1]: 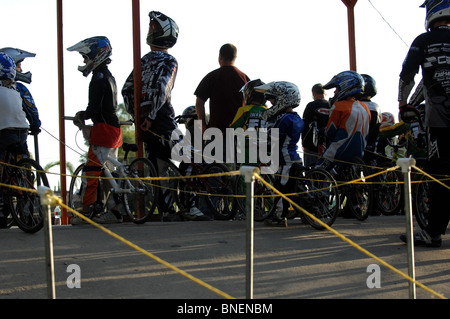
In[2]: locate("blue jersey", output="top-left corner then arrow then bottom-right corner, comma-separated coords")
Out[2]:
268,112 -> 304,166
16,82 -> 41,131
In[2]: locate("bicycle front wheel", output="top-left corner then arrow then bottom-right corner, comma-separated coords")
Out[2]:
300,168 -> 340,230
201,163 -> 236,220
123,157 -> 159,224
9,158 -> 49,233
346,157 -> 373,221
412,173 -> 430,230
234,172 -> 276,221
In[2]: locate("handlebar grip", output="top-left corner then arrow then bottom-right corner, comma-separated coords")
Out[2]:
63,116 -> 133,126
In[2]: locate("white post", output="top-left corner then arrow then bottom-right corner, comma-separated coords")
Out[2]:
240,166 -> 260,299
38,186 -> 56,299
397,158 -> 416,299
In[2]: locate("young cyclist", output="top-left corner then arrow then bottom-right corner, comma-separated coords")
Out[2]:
0,53 -> 29,228
360,74 -> 381,160
67,36 -> 123,224
0,48 -> 41,154
398,0 -> 450,247
253,81 -> 304,226
122,11 -> 208,221
317,71 -> 371,167
230,79 -> 267,167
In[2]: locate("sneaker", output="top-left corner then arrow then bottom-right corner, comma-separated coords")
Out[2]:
70,214 -> 88,225
264,210 -> 288,227
264,217 -> 288,227
93,211 -> 121,224
184,207 -> 211,221
111,209 -> 123,223
400,229 -> 442,248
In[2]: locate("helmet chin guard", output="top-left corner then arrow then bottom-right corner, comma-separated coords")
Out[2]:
67,36 -> 112,77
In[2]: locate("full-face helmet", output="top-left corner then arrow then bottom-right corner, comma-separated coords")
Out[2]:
67,36 -> 112,77
361,74 -> 377,98
421,0 -> 450,30
380,112 -> 395,129
240,79 -> 266,105
254,81 -> 301,120
147,11 -> 179,49
0,47 -> 35,84
0,53 -> 16,81
323,70 -> 364,105
179,105 -> 197,128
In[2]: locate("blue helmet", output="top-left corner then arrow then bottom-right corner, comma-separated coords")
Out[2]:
323,71 -> 364,104
67,36 -> 112,77
421,0 -> 450,30
0,53 -> 16,81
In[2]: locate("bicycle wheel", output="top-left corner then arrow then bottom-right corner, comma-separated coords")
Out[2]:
123,157 -> 159,224
234,172 -> 276,221
201,163 -> 236,220
345,157 -> 373,220
374,161 -> 403,215
298,168 -> 340,230
8,158 -> 49,233
412,173 -> 430,230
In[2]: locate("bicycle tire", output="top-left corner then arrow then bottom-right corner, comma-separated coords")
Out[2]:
374,161 -> 403,216
234,171 -> 276,221
68,164 -> 92,219
412,173 -> 430,230
299,168 -> 340,230
123,157 -> 159,224
201,163 -> 235,220
346,157 -> 373,221
8,158 -> 49,233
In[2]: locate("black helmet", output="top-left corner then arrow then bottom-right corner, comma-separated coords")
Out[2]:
361,74 -> 377,98
240,79 -> 266,105
147,11 -> 179,49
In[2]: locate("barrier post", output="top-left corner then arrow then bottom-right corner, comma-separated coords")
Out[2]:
240,166 -> 260,299
397,157 -> 416,299
38,186 -> 57,299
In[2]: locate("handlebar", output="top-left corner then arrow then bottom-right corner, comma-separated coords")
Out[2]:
62,116 -> 134,126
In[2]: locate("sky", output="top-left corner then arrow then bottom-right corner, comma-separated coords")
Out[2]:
3,0 -> 426,189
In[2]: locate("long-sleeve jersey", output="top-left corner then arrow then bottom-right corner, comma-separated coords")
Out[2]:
322,99 -> 371,165
16,82 -> 40,131
399,25 -> 450,128
268,112 -> 304,166
122,51 -> 178,135
85,65 -> 122,148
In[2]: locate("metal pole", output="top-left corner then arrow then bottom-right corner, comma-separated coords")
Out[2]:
57,0 -> 68,225
397,158 -> 416,299
240,166 -> 260,299
132,0 -> 143,158
342,0 -> 358,71
38,186 -> 56,299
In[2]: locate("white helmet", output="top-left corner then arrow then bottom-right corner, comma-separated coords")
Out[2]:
67,36 -> 112,77
421,0 -> 450,30
0,47 -> 35,83
255,81 -> 301,120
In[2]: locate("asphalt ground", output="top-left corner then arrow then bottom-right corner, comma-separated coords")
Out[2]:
0,214 -> 449,302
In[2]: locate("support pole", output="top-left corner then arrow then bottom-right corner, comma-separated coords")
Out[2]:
57,0 -> 68,225
38,186 -> 56,299
132,0 -> 143,158
240,166 -> 260,299
397,158 -> 416,299
342,0 -> 358,71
